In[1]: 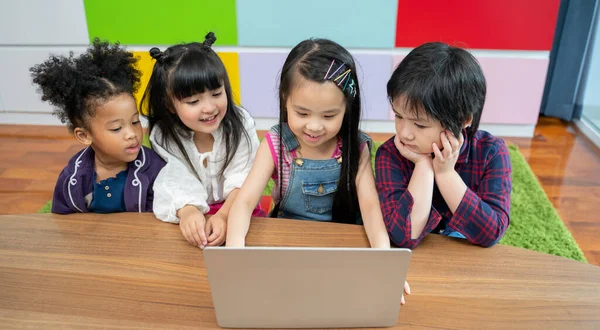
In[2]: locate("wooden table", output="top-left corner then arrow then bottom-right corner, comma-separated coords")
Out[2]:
0,213 -> 599,329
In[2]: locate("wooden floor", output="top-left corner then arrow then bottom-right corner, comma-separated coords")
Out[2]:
1,117 -> 599,266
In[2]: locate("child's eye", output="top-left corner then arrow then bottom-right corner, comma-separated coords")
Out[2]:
132,120 -> 140,125
296,112 -> 308,117
414,123 -> 427,129
186,100 -> 199,105
324,115 -> 336,119
110,127 -> 121,132
212,92 -> 222,97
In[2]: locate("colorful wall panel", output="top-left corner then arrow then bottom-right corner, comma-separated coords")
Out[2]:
0,0 -> 562,136
395,0 -> 560,51
237,0 -> 398,48
238,52 -> 288,118
83,0 -> 237,45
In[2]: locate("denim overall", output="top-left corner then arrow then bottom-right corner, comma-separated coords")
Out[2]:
272,125 -> 372,223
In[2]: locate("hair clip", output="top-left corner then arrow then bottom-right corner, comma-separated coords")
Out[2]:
324,59 -> 356,97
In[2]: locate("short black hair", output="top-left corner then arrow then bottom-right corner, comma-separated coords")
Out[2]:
30,38 -> 140,132
387,42 -> 486,139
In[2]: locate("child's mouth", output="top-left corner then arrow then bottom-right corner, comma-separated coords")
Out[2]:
305,133 -> 321,141
200,114 -> 217,123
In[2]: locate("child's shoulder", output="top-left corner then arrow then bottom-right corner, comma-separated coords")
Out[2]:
472,130 -> 508,153
65,146 -> 94,169
377,136 -> 398,154
134,146 -> 166,177
470,130 -> 510,165
139,146 -> 166,164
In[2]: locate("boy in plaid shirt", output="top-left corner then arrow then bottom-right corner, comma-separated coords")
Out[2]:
375,42 -> 512,248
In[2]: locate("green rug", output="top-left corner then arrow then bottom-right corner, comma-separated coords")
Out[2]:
37,142 -> 587,263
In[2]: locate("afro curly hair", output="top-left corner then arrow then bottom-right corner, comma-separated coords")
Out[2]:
30,38 -> 141,132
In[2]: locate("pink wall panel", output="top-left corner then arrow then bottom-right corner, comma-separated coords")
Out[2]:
478,57 -> 548,124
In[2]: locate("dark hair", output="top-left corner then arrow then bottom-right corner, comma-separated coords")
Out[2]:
274,38 -> 362,225
30,38 -> 141,132
387,42 -> 486,140
142,32 -> 249,178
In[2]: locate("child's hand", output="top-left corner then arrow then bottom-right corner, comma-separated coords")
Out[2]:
401,281 -> 411,305
432,130 -> 464,175
206,213 -> 227,247
394,135 -> 431,164
178,206 -> 208,248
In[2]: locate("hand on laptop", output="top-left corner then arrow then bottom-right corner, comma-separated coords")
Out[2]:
206,213 -> 227,247
401,281 -> 411,305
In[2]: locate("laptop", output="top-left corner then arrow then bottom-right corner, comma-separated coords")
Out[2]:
203,246 -> 411,328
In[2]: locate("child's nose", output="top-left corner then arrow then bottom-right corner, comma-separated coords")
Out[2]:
306,121 -> 323,132
398,122 -> 413,140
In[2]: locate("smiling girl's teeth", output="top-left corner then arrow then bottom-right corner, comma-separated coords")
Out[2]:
201,115 -> 216,122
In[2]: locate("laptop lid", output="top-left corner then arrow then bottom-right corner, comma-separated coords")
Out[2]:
204,247 -> 411,328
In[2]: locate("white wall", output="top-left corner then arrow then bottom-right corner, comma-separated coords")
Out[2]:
0,0 -> 88,125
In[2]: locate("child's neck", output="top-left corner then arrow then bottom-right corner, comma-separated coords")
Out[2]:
93,153 -> 128,183
193,131 -> 215,154
296,136 -> 338,160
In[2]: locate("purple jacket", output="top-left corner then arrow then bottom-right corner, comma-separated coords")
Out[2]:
52,146 -> 166,214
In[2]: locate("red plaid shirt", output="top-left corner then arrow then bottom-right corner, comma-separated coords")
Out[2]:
375,130 -> 512,248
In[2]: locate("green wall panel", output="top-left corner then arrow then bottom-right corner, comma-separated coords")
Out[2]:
83,0 -> 237,45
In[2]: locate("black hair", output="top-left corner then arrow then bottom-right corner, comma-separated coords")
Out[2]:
273,38 -> 362,224
30,38 -> 141,132
387,42 -> 486,140
142,32 -> 250,179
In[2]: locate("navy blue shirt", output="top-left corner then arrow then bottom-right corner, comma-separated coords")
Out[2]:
89,170 -> 127,213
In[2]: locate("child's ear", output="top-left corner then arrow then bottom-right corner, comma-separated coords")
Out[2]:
73,127 -> 93,146
463,115 -> 474,128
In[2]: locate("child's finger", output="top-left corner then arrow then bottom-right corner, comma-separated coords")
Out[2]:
180,225 -> 194,245
401,295 -> 405,305
188,222 -> 202,246
441,131 -> 452,157
197,218 -> 208,248
447,130 -> 460,151
432,143 -> 444,160
208,229 -> 225,246
404,281 -> 411,295
207,221 -> 220,242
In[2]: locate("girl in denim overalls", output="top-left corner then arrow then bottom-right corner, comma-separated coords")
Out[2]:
227,38 -> 390,249
226,38 -> 411,303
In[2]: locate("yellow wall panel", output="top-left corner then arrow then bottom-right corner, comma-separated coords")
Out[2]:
132,51 -> 154,114
217,52 -> 241,105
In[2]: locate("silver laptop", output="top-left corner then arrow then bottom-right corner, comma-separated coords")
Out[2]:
203,246 -> 411,328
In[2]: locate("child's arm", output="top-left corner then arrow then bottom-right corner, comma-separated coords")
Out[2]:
152,157 -> 210,222
375,138 -> 445,248
51,166 -> 79,214
226,139 -> 275,247
355,146 -> 390,248
434,132 -> 511,247
209,110 -> 261,246
205,188 -> 240,247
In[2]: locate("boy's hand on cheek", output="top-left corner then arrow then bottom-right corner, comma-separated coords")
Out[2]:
205,213 -> 227,247
394,135 -> 432,165
432,130 -> 463,176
